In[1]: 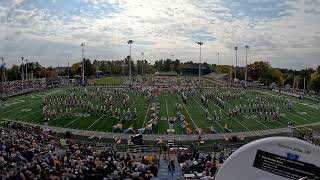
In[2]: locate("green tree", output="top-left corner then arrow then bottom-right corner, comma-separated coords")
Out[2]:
84,59 -> 94,76
99,61 -> 108,74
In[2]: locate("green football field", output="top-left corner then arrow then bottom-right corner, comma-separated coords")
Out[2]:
1,87 -> 319,135
94,76 -> 125,85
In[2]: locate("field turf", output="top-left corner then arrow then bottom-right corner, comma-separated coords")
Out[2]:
1,87 -> 319,135
94,76 -> 125,85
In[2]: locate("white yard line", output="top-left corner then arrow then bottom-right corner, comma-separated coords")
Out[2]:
18,109 -> 42,120
281,115 -> 302,126
261,90 -> 320,115
293,121 -> 320,129
272,118 -> 287,127
50,108 -> 79,123
176,95 -> 198,129
224,101 -> 273,135
192,97 -> 224,130
165,98 -> 169,119
64,110 -> 90,128
0,92 -> 45,106
87,115 -> 105,130
142,104 -> 151,128
286,111 -> 313,123
85,96 -> 128,130
165,97 -> 170,129
1,100 -> 41,115
210,99 -> 253,134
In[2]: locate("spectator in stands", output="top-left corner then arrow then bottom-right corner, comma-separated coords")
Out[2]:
0,122 -> 160,179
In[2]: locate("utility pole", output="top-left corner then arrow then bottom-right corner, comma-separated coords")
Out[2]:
68,62 -> 70,79
245,45 -> 250,87
81,43 -> 85,86
197,42 -> 203,81
20,57 -> 24,89
127,40 -> 134,84
1,57 -> 4,83
25,59 -> 28,80
234,46 -> 238,80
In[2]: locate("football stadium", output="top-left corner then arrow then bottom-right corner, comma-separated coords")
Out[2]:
1,0 -> 320,179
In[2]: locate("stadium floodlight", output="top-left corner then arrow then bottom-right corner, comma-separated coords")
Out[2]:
81,43 -> 85,86
197,42 -> 203,81
25,59 -> 28,80
20,57 -> 24,89
127,40 -> 134,84
217,52 -> 220,65
1,57 -> 4,83
245,45 -> 250,87
68,62 -> 70,79
234,46 -> 238,80
0,57 -> 5,82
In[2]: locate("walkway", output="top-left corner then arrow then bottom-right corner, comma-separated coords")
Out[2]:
153,159 -> 183,180
1,118 -> 308,141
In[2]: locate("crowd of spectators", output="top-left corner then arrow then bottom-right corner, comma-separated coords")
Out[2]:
0,122 -> 160,179
294,129 -> 320,146
0,80 -> 46,97
177,146 -> 230,180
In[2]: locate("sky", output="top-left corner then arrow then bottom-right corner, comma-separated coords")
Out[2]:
0,0 -> 319,70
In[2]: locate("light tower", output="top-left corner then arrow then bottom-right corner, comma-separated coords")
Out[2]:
245,45 -> 250,87
81,43 -> 85,86
20,57 -> 24,89
68,61 -> 70,79
1,57 -> 4,82
234,46 -> 238,80
127,40 -> 134,84
25,59 -> 28,80
197,42 -> 203,81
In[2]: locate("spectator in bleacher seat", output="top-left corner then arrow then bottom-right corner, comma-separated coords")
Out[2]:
0,122 -> 160,180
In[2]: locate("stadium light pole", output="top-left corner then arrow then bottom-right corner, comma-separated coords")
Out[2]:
245,45 -> 249,87
25,59 -> 28,80
234,46 -> 238,80
217,52 -> 220,66
20,57 -> 24,89
197,42 -> 203,81
68,61 -> 70,79
127,40 -> 134,84
1,57 -> 4,83
81,43 -> 85,86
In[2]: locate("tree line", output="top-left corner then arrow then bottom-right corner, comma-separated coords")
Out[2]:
1,58 -> 319,92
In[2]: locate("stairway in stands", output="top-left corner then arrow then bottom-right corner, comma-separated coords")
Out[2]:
167,135 -> 175,147
153,159 -> 183,180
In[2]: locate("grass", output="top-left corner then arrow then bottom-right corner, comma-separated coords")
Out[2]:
1,86 -> 320,135
94,76 -> 125,85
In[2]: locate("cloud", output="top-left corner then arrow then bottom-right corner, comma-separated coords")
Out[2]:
0,0 -> 319,70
